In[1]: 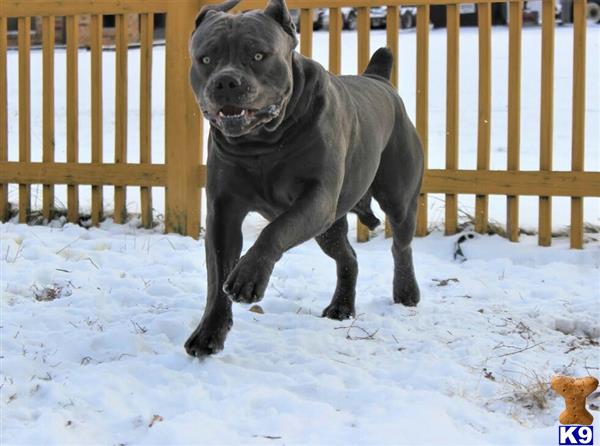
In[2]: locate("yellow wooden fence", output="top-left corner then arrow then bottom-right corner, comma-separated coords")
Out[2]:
0,0 -> 597,249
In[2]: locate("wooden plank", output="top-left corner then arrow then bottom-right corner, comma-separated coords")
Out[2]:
356,5 -> 370,242
356,7 -> 370,72
538,0 -> 554,246
0,17 -> 7,221
300,9 -> 313,58
328,7 -> 342,74
415,4 -> 429,237
1,165 -> 596,200
18,17 -> 31,223
445,4 -> 459,236
0,162 -> 187,186
570,0 -> 586,249
42,16 -> 55,221
140,13 -> 154,229
384,5 -> 399,238
4,0 -> 173,16
91,14 -> 103,226
386,6 -> 399,86
506,0 -> 522,242
66,15 -> 79,223
475,1 -> 491,234
421,170 -> 600,197
2,0 -> 541,17
165,3 -> 202,237
114,14 -> 128,224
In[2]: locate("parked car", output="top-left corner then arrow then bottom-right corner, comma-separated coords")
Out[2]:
289,8 -> 325,31
322,7 -> 416,30
430,0 -> 562,28
523,0 -> 563,25
560,0 -> 600,23
320,7 -> 357,30
369,6 -> 418,29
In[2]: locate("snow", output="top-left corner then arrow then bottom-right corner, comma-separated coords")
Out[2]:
2,218 -> 599,444
2,22 -> 600,445
4,26 -> 600,230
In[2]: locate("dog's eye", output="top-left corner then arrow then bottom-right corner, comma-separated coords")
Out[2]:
201,56 -> 211,64
253,52 -> 264,62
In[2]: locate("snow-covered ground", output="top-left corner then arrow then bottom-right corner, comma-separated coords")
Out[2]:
1,217 -> 599,444
5,25 -> 600,231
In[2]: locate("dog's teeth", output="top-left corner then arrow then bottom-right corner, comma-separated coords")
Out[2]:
219,109 -> 246,118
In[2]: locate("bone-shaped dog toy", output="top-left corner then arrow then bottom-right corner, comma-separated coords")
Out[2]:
551,375 -> 598,425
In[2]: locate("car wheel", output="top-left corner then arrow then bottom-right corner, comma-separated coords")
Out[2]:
400,11 -> 414,28
587,1 -> 600,23
344,13 -> 357,30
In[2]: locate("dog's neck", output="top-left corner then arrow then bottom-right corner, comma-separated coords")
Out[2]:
210,52 -> 326,161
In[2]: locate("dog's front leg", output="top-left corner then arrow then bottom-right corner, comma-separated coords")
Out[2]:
224,182 -> 339,303
185,198 -> 247,357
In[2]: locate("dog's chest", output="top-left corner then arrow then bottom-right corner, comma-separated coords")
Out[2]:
244,161 -> 304,218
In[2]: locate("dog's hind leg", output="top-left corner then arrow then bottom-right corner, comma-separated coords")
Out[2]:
371,127 -> 423,307
316,216 -> 358,320
351,188 -> 381,230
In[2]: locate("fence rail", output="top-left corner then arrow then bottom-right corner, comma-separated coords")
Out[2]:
0,0 -> 598,249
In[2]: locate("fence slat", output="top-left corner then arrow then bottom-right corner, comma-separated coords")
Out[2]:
328,7 -> 342,74
165,3 -> 202,237
506,0 -> 522,242
0,17 -> 7,221
538,0 -> 554,246
42,16 -> 55,221
0,162 -> 180,186
300,9 -> 313,58
475,2 -> 491,234
18,17 -> 31,224
140,13 -> 154,228
66,15 -> 79,222
384,5 -> 399,239
114,14 -> 128,224
570,0 -> 586,249
91,14 -> 103,226
420,170 -> 600,196
356,5 -> 370,242
415,4 -> 429,237
386,5 -> 399,86
445,4 -> 459,235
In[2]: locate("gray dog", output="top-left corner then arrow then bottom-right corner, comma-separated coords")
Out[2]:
185,0 -> 424,357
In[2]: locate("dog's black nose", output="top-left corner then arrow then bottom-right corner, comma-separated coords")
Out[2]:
215,74 -> 242,91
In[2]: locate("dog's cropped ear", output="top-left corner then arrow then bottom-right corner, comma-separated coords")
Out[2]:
264,0 -> 298,47
194,0 -> 241,30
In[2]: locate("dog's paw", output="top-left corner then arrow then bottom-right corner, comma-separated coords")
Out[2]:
322,301 -> 355,320
223,252 -> 274,303
393,283 -> 420,307
184,316 -> 232,358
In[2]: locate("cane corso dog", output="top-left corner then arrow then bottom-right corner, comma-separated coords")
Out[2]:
185,0 -> 424,356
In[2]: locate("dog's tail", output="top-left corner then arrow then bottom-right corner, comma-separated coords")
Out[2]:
363,47 -> 393,80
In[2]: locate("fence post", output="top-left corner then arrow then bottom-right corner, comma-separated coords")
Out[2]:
0,17 -> 7,222
356,6 -> 371,242
538,0 -> 555,246
415,4 -> 429,237
570,0 -> 586,249
165,1 -> 202,238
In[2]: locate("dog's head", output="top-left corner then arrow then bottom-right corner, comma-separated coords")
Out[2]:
189,0 -> 297,138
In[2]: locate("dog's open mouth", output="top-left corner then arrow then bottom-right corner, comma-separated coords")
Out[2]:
207,102 -> 283,136
218,105 -> 253,119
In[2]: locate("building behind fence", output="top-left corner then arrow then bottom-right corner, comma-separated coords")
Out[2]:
0,0 -> 598,249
